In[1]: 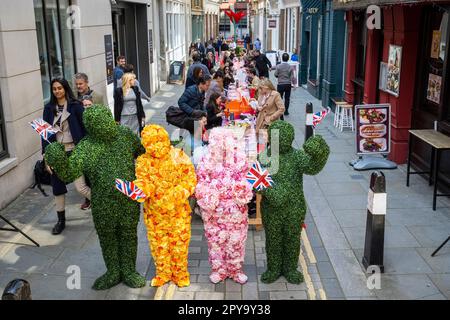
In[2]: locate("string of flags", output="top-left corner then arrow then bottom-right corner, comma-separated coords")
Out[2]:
312,107 -> 331,129
115,179 -> 147,202
246,161 -> 274,191
29,118 -> 58,142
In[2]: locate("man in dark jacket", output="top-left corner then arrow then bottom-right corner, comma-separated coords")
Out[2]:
178,75 -> 211,116
254,50 -> 272,78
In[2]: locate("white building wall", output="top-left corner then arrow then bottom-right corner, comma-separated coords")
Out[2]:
0,0 -> 44,209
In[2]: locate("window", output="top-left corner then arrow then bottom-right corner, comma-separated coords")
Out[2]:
0,90 -> 8,160
34,0 -> 77,103
417,8 -> 449,117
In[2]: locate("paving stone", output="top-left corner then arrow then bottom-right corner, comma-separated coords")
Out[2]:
172,291 -> 195,300
374,275 -> 440,300
317,261 -> 337,279
195,292 -> 225,300
286,282 -> 307,291
258,282 -> 287,291
242,282 -> 259,300
215,282 -> 225,292
188,260 -> 200,267
189,247 -> 201,254
225,279 -> 243,292
428,274 -> 450,299
179,283 -> 215,292
225,292 -> 242,300
269,291 -> 307,300
416,247 -> 450,274
311,247 -> 330,262
321,278 -> 345,299
190,235 -> 203,242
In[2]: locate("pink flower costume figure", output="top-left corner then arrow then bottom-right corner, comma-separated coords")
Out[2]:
195,128 -> 253,284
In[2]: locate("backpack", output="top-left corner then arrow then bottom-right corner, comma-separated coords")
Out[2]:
166,106 -> 188,129
30,160 -> 51,197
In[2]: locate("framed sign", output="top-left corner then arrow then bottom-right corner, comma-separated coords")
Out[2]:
168,61 -> 185,85
355,104 -> 391,155
386,45 -> 402,97
104,34 -> 114,85
268,19 -> 277,29
431,30 -> 441,59
427,73 -> 442,104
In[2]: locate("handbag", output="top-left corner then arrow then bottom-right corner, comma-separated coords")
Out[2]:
165,106 -> 188,129
30,160 -> 51,197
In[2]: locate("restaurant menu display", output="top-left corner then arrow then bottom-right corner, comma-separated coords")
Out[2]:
355,104 -> 391,155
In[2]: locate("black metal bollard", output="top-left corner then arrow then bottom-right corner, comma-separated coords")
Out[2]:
2,279 -> 32,300
362,171 -> 386,273
305,103 -> 314,143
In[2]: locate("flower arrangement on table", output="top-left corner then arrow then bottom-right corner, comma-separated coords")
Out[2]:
195,128 -> 253,284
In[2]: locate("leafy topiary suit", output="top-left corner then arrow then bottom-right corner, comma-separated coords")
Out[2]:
135,125 -> 197,288
44,105 -> 146,290
258,120 -> 330,284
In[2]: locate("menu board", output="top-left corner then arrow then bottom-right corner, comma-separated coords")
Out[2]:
386,45 -> 402,97
355,104 -> 391,155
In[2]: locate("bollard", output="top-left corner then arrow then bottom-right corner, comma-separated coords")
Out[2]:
305,102 -> 314,143
362,171 -> 386,273
2,279 -> 32,300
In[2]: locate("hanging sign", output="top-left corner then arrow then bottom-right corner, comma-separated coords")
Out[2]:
104,34 -> 114,85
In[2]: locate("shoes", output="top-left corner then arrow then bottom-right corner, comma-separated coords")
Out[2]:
52,211 -> 65,235
284,111 -> 290,116
80,199 -> 91,210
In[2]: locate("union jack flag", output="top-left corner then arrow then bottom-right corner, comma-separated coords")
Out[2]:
312,107 -> 331,129
29,118 -> 58,142
246,161 -> 274,191
115,179 -> 147,202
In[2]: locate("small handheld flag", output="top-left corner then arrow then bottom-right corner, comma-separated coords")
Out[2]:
246,161 -> 274,191
312,107 -> 331,129
29,118 -> 58,142
115,179 -> 147,202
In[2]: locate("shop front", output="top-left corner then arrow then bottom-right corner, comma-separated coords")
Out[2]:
334,0 -> 450,191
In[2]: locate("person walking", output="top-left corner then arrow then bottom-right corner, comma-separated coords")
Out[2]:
42,78 -> 91,234
275,53 -> 295,116
254,50 -> 272,79
253,79 -> 285,134
113,55 -> 126,90
114,73 -> 146,135
254,38 -> 262,51
116,64 -> 151,102
204,70 -> 224,108
186,52 -> 211,88
75,73 -> 106,107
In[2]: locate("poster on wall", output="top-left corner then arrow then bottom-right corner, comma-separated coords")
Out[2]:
355,104 -> 391,155
386,45 -> 402,97
427,73 -> 442,104
431,30 -> 441,59
104,34 -> 114,85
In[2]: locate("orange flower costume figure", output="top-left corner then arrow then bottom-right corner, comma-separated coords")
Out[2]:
135,125 -> 197,287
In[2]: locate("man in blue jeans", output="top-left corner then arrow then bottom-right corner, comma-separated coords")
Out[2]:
275,53 -> 294,116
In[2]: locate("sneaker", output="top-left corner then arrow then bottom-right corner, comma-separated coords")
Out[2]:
80,199 -> 91,210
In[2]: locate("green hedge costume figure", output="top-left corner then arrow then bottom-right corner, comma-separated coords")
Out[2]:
258,121 -> 330,284
44,105 -> 146,290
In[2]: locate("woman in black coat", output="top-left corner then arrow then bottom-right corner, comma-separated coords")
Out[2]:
114,72 -> 146,135
205,92 -> 224,130
42,78 -> 90,235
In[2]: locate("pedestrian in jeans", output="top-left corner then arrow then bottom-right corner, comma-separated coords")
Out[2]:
42,78 -> 91,234
275,53 -> 294,116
